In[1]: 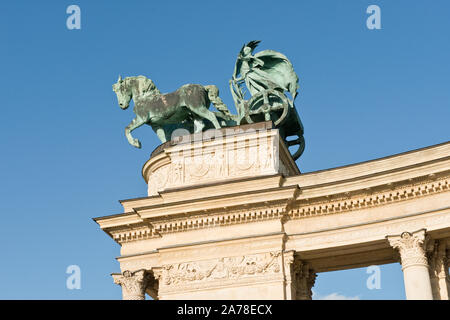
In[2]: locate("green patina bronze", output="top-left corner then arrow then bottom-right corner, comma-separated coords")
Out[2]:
113,40 -> 305,160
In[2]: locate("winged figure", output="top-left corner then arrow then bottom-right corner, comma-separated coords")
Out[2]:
232,40 -> 299,99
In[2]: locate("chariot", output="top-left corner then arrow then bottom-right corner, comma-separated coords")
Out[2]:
229,76 -> 305,161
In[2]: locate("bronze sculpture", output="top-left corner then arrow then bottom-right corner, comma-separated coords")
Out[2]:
113,41 -> 305,160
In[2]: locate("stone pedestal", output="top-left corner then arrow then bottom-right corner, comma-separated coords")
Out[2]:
142,121 -> 299,196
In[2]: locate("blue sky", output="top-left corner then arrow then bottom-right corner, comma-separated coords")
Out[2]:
0,0 -> 449,299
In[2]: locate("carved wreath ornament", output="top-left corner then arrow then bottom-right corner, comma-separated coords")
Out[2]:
159,252 -> 281,286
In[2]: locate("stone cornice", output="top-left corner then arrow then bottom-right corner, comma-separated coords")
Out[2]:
111,173 -> 449,243
134,185 -> 299,219
289,172 -> 449,219
108,223 -> 158,243
108,199 -> 292,243
151,201 -> 288,235
289,141 -> 450,184
94,142 -> 450,246
93,211 -> 142,229
294,158 -> 449,196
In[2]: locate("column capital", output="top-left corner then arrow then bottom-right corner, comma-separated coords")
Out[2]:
112,269 -> 151,300
282,252 -> 316,300
428,239 -> 450,300
293,260 -> 316,300
387,229 -> 429,270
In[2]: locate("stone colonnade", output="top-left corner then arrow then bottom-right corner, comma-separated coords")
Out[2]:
387,229 -> 449,300
113,229 -> 449,300
112,258 -> 317,300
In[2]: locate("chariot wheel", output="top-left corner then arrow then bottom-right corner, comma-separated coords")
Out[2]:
279,106 -> 305,161
245,90 -> 290,127
285,134 -> 305,161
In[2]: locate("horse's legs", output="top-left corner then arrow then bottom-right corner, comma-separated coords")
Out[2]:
193,117 -> 205,133
151,125 -> 167,143
125,117 -> 145,148
188,105 -> 221,129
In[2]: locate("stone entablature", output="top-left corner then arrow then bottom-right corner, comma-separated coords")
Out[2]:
94,132 -> 450,300
289,173 -> 449,218
107,171 -> 449,244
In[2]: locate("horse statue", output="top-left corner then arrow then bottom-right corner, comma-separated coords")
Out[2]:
112,41 -> 305,161
112,75 -> 230,148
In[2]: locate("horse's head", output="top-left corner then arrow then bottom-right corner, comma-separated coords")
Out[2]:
112,75 -> 132,110
112,75 -> 160,110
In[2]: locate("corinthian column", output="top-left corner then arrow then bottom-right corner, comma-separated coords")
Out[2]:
282,252 -> 317,300
296,263 -> 317,300
387,229 -> 433,300
112,269 -> 150,300
429,239 -> 450,300
293,260 -> 316,300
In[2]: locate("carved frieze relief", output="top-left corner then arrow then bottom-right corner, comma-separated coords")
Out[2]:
155,252 -> 282,289
146,134 -> 283,196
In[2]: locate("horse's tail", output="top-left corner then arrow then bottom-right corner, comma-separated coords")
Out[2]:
204,85 -> 233,119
